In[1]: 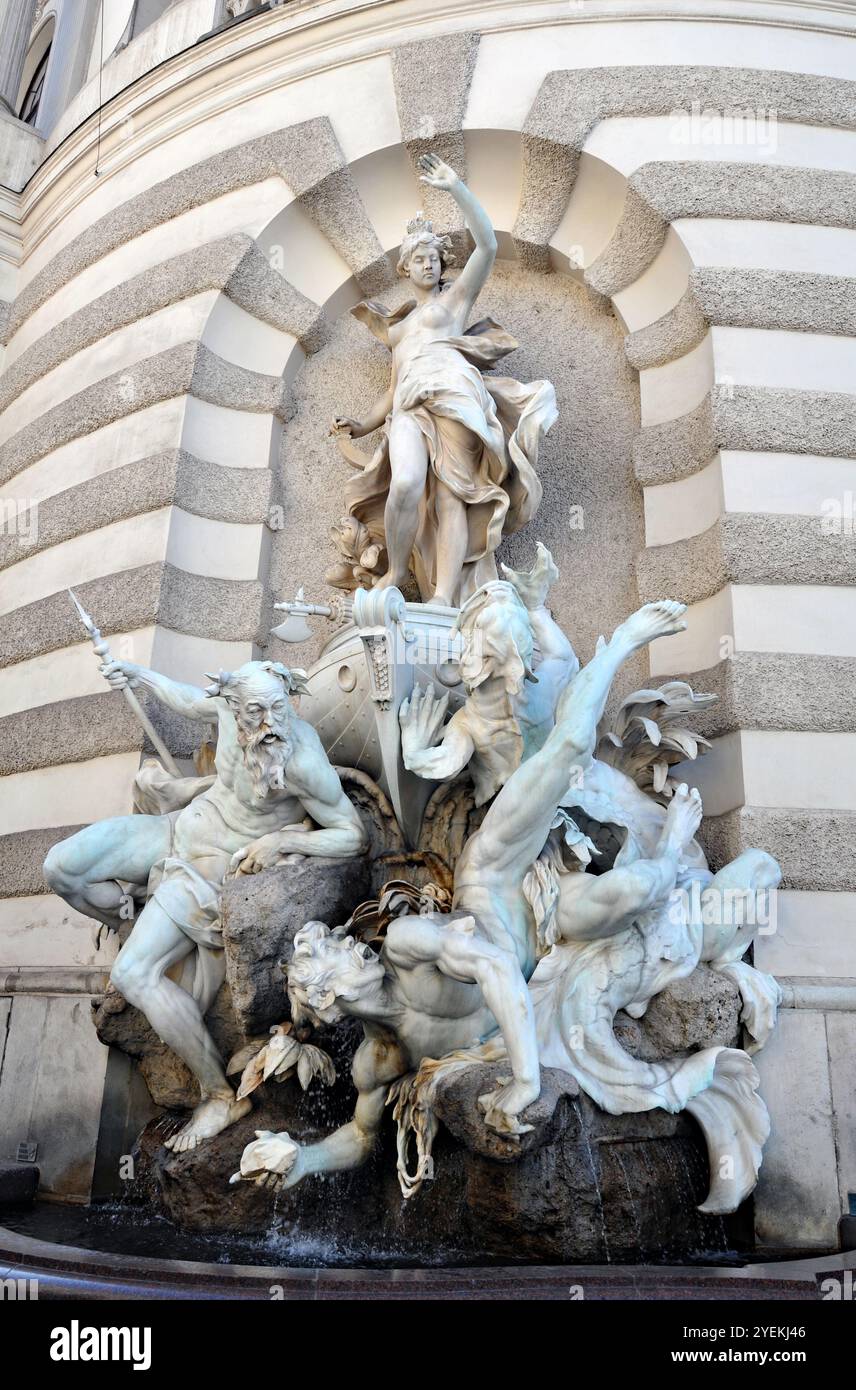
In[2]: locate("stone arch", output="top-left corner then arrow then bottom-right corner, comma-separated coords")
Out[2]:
169,123 -> 648,681
0,4 -> 853,1236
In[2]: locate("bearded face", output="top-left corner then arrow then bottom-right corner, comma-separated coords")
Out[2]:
233,682 -> 294,796
205,661 -> 310,797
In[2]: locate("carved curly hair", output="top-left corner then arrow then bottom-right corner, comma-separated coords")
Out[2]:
396,212 -> 455,279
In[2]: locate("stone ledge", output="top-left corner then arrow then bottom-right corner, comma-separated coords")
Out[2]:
0,562 -> 263,669
0,824 -> 86,897
0,968 -> 109,995
633,385 -> 856,486
636,512 -> 856,606
693,268 -> 856,339
0,690 -> 208,777
664,652 -> 856,737
0,448 -> 274,571
514,68 -> 856,264
715,385 -> 856,460
157,565 -> 264,644
633,393 -> 715,486
589,163 -> 856,298
0,453 -> 177,573
779,980 -> 856,1011
174,451 -> 273,525
625,270 -> 856,372
5,118 -> 392,346
0,235 -> 327,415
625,287 -> 708,371
0,693 -> 143,778
0,343 -> 289,486
698,806 -> 856,892
2,343 -> 190,485
0,563 -> 165,669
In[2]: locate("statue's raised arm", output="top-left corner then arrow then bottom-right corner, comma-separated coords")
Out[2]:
416,152 -> 496,313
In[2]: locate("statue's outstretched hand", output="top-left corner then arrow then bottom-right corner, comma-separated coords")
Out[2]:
229,1130 -> 305,1192
478,1076 -> 538,1138
330,416 -> 367,440
399,684 -> 449,761
418,152 -> 460,191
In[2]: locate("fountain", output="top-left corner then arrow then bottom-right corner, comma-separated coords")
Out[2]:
34,155 -> 783,1277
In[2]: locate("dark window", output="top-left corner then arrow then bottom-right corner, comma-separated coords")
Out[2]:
18,44 -> 51,128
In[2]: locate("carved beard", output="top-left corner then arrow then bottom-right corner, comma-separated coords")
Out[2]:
237,717 -> 293,797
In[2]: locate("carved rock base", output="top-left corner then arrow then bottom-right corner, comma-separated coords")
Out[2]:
117,909 -> 751,1261
133,1060 -> 750,1264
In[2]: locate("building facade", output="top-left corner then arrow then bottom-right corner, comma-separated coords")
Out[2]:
0,0 -> 854,1251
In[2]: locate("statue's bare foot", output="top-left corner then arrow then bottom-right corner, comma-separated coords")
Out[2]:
664,781 -> 703,850
164,1093 -> 252,1154
375,570 -> 405,592
617,599 -> 687,651
500,541 -> 559,610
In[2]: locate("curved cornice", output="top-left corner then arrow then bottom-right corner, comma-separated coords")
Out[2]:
7,0 -> 856,236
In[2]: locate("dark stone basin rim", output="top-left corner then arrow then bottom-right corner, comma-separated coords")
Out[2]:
3,1225 -> 851,1300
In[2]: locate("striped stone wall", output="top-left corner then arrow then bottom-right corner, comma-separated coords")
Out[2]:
0,0 -> 853,1241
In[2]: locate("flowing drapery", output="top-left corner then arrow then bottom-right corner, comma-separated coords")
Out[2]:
340,300 -> 558,603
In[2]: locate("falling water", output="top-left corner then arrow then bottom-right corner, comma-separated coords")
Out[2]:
613,1145 -> 644,1256
573,1099 -> 611,1262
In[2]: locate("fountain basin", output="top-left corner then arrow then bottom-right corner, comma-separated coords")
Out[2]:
0,1216 -> 839,1301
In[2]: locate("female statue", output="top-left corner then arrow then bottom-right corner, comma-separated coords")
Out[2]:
329,153 -> 557,608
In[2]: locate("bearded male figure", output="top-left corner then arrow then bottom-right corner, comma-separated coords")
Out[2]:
43,658 -> 367,1151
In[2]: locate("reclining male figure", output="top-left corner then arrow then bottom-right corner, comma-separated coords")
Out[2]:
44,658 -> 366,1152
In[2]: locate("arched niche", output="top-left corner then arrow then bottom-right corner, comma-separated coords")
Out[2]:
189,126 -> 704,686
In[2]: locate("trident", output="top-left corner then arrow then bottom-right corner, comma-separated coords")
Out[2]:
68,589 -> 181,778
